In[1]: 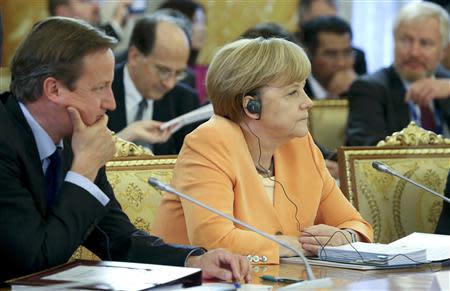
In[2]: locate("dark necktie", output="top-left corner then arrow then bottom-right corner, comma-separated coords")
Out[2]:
134,98 -> 148,122
420,105 -> 436,132
45,148 -> 62,208
133,98 -> 154,150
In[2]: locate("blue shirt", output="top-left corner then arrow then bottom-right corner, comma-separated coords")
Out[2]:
19,103 -> 110,206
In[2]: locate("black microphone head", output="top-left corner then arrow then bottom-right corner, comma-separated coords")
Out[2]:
372,161 -> 390,173
148,177 -> 163,189
372,161 -> 383,170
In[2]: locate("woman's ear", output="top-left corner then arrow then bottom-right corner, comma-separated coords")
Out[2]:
242,95 -> 262,120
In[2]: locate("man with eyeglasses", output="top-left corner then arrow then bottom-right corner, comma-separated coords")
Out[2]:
300,15 -> 358,99
108,13 -> 201,155
346,2 -> 450,146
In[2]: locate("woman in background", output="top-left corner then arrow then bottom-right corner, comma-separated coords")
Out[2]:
153,37 -> 373,264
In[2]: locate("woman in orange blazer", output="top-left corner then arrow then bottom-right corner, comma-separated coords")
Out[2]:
153,37 -> 373,264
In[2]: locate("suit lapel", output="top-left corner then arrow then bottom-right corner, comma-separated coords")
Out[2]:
387,66 -> 410,126
3,95 -> 48,214
108,64 -> 128,133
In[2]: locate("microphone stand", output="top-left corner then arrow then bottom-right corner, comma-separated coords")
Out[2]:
148,178 -> 333,289
372,161 -> 450,204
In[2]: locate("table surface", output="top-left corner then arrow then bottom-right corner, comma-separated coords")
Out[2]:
2,261 -> 449,290
250,261 -> 450,290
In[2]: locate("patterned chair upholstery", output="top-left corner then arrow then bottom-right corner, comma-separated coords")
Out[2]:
0,67 -> 11,93
308,99 -> 348,151
338,122 -> 450,243
70,138 -> 177,260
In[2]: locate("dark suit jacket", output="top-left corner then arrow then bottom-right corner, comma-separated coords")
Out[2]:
0,92 -> 199,282
346,65 -> 450,146
108,64 -> 200,155
435,170 -> 450,235
353,47 -> 367,76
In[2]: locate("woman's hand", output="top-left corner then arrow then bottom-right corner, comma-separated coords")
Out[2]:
299,224 -> 359,255
275,235 -> 314,257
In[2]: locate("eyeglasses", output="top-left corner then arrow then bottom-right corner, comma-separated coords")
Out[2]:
142,57 -> 188,82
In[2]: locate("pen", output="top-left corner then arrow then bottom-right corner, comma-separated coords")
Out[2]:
260,275 -> 303,284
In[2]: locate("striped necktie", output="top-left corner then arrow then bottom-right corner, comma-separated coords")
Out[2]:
420,105 -> 436,132
134,98 -> 148,122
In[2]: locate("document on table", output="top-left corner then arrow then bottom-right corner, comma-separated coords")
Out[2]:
388,232 -> 450,262
8,260 -> 201,291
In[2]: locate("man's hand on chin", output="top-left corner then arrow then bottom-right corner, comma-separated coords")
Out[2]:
68,107 -> 116,182
186,249 -> 251,283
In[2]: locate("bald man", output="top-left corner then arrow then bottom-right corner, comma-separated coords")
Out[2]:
108,12 -> 200,155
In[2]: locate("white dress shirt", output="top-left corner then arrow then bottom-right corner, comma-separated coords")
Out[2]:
124,65 -> 154,124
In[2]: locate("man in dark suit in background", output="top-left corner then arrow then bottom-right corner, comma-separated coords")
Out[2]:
0,16 -> 249,284
300,15 -> 359,99
296,0 -> 367,76
346,2 -> 450,146
108,13 -> 200,155
48,0 -> 132,41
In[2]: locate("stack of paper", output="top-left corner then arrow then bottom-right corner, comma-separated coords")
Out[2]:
388,232 -> 450,262
318,242 -> 428,266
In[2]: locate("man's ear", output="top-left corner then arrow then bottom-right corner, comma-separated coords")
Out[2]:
128,46 -> 140,67
42,77 -> 64,104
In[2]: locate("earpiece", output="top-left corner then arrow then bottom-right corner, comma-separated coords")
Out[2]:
246,98 -> 262,119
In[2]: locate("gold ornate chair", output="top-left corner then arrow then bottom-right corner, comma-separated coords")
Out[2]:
71,138 -> 177,260
308,99 -> 348,151
0,67 -> 11,93
338,122 -> 450,243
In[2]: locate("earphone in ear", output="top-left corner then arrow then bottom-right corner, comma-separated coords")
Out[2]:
246,98 -> 262,119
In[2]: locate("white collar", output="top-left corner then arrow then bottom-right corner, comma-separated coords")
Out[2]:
19,102 -> 63,162
307,75 -> 329,100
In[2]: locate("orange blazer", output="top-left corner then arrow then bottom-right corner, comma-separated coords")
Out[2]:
153,116 -> 373,264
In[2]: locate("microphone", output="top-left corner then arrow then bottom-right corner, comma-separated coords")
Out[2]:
372,161 -> 450,204
148,178 -> 333,288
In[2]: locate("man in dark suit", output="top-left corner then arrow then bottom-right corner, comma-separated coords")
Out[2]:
435,170 -> 450,235
108,13 -> 201,155
300,16 -> 360,99
0,17 -> 249,284
346,2 -> 450,146
48,0 -> 131,42
296,0 -> 367,100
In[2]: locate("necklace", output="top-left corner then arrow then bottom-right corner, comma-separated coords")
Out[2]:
256,159 -> 274,177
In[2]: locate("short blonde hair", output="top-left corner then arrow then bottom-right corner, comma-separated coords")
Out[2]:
394,2 -> 449,49
206,37 -> 311,123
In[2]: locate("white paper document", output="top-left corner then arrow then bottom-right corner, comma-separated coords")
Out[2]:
283,232 -> 450,270
388,232 -> 450,262
41,262 -> 200,291
160,104 -> 213,134
318,241 -> 428,266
